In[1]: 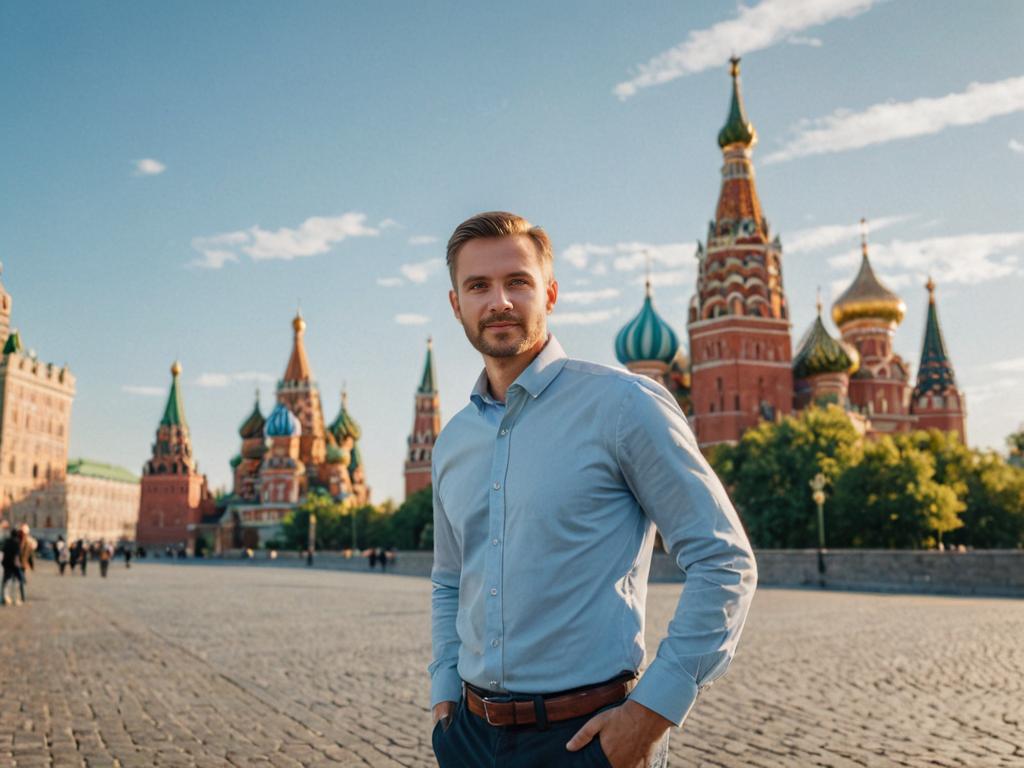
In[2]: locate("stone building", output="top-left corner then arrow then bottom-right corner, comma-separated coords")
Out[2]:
0,264 -> 76,533
404,338 -> 440,499
136,361 -> 215,550
62,459 -> 141,544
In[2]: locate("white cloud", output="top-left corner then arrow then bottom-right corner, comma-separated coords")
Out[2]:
408,235 -> 439,245
828,231 -> 1024,286
613,0 -> 875,98
190,212 -> 379,269
561,240 -> 698,275
378,218 -> 401,229
765,75 -> 1024,164
1010,139 -> 1024,155
196,371 -> 274,388
991,357 -> 1024,373
121,385 -> 164,397
559,288 -> 621,305
377,277 -> 403,288
134,158 -> 166,176
787,35 -> 823,47
635,270 -> 694,288
561,243 -> 614,270
394,313 -> 430,325
962,377 -> 1021,405
549,309 -> 621,326
785,215 -> 909,255
400,257 -> 446,283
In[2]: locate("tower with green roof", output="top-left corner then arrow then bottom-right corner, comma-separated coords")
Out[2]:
910,278 -> 966,440
405,337 -> 440,499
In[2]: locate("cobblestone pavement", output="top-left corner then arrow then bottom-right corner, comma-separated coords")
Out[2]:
1,563 -> 1021,767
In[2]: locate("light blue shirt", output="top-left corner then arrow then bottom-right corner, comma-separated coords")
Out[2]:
429,336 -> 757,726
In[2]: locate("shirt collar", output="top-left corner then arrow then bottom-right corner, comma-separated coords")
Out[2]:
469,334 -> 569,410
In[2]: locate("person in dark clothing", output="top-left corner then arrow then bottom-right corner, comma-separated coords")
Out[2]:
124,546 -> 132,568
378,547 -> 388,573
76,540 -> 88,576
2,529 -> 28,605
98,540 -> 112,578
55,536 -> 69,575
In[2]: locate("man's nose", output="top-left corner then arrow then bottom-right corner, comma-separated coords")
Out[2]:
487,287 -> 514,312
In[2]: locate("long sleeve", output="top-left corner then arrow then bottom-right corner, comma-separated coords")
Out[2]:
428,468 -> 463,707
616,379 -> 758,726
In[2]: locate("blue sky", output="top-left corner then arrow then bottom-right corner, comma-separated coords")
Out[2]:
2,0 -> 1023,503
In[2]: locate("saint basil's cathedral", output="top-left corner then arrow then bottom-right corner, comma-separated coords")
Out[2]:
613,58 -> 966,446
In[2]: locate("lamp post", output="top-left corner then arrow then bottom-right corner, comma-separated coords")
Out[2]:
307,512 -> 316,567
809,472 -> 827,587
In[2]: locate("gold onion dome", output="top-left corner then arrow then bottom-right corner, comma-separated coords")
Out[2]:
794,300 -> 860,379
831,221 -> 906,327
171,360 -> 182,376
292,311 -> 306,334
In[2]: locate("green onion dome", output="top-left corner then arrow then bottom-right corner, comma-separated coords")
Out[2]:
238,396 -> 265,439
229,453 -> 243,468
326,443 -> 350,465
615,283 -> 679,365
329,391 -> 362,442
349,444 -> 362,472
265,402 -> 301,437
717,57 -> 757,149
793,304 -> 859,379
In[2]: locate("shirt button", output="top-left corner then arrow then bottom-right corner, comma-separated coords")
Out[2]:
492,481 -> 501,490
489,587 -> 497,596
491,538 -> 499,546
490,681 -> 499,689
500,428 -> 508,435
491,639 -> 500,648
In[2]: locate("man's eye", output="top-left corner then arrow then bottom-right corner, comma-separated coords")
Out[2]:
469,282 -> 486,290
510,279 -> 528,286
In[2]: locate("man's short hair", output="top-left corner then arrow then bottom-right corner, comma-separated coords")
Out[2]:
446,211 -> 554,289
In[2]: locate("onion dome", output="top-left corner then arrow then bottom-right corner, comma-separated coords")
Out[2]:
615,281 -> 680,365
794,300 -> 860,379
717,57 -> 757,149
913,277 -> 958,396
329,390 -> 362,442
326,444 -> 350,465
349,444 -> 362,471
2,328 -> 22,355
265,402 -> 301,437
238,392 -> 265,439
832,221 -> 906,328
229,453 -> 243,469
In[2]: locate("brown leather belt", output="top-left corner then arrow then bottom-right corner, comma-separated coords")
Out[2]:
464,674 -> 636,727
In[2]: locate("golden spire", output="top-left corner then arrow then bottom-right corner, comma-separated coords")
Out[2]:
171,360 -> 182,377
926,275 -> 936,302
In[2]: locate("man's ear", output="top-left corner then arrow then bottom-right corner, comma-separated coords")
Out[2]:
449,289 -> 462,321
546,279 -> 558,313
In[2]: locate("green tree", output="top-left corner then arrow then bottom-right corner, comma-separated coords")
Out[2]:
1008,425 -> 1024,468
831,435 -> 964,548
947,451 -> 1024,549
387,485 -> 433,550
711,405 -> 861,548
280,489 -> 345,550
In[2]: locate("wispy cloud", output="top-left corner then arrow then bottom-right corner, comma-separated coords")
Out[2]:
1010,139 -> 1024,155
549,308 -> 622,326
377,277 -> 403,288
991,357 -> 1024,373
196,371 -> 275,388
635,270 -> 694,288
408,235 -> 438,246
121,384 -> 164,397
785,215 -> 909,255
787,35 -> 823,47
561,241 -> 697,274
190,212 -> 379,269
134,158 -> 166,176
400,257 -> 446,283
962,377 -> 1021,406
559,288 -> 621,305
613,0 -> 875,99
828,231 -> 1024,286
765,75 -> 1024,164
379,218 -> 401,230
394,313 -> 430,325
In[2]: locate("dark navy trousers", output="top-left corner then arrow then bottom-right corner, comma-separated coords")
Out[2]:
432,696 -> 670,767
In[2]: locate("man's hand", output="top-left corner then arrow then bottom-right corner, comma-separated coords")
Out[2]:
432,701 -> 456,728
565,699 -> 672,768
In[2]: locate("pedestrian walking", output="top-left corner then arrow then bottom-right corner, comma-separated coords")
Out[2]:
377,547 -> 387,572
429,213 -> 757,767
2,526 -> 34,605
76,540 -> 88,576
368,548 -> 377,570
55,536 -> 70,575
124,545 -> 132,569
99,540 -> 112,578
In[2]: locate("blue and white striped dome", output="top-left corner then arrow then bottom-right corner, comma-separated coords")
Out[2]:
265,402 -> 302,437
615,287 -> 680,365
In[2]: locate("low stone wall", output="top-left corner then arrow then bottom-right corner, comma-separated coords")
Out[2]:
187,548 -> 1023,597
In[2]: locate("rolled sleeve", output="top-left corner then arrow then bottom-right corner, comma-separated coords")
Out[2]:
616,380 -> 758,726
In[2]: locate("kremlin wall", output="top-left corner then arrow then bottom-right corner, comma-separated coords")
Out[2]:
1,59 -> 969,555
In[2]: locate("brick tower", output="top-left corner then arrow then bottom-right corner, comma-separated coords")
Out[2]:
832,222 -> 914,435
137,361 -> 212,548
278,311 -> 328,477
687,58 -> 793,448
910,278 -> 966,440
404,338 -> 440,499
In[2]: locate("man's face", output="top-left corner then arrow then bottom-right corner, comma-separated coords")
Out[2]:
449,234 -> 558,360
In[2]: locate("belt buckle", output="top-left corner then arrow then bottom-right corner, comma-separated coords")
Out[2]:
480,694 -> 513,726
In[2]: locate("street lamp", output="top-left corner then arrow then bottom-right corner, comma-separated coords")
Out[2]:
307,512 -> 316,567
809,472 -> 827,587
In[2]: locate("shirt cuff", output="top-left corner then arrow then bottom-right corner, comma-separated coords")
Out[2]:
628,656 -> 700,727
430,664 -> 463,708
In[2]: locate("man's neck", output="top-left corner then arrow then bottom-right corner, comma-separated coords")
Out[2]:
483,337 -> 547,403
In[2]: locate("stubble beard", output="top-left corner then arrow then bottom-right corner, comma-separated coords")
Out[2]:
464,312 -> 546,359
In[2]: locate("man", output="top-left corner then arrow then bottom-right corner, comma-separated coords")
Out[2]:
429,212 -> 758,767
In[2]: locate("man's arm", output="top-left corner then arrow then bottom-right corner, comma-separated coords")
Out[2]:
428,471 -> 462,720
617,379 -> 758,726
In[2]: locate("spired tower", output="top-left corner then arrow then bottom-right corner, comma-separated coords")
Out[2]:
405,338 -> 440,499
831,222 -> 914,435
910,278 -> 966,440
687,58 -> 793,447
277,311 -> 328,477
137,361 -> 212,548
